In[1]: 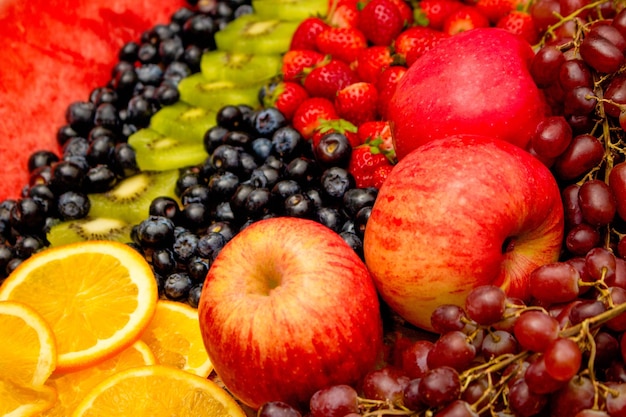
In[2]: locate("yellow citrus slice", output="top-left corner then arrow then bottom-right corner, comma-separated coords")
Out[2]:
0,379 -> 57,417
71,364 -> 247,417
0,240 -> 158,373
0,300 -> 57,386
140,299 -> 213,377
43,340 -> 157,417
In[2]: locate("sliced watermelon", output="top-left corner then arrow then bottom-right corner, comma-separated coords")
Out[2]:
0,0 -> 187,201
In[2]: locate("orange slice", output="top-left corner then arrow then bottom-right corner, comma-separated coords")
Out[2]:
0,300 -> 57,386
1,379 -> 57,417
0,241 -> 158,373
140,300 -> 213,377
71,364 -> 247,417
43,340 -> 156,417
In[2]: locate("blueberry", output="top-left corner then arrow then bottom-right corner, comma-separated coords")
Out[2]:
136,216 -> 176,248
172,231 -> 199,263
87,135 -> 116,166
152,248 -> 176,276
252,107 -> 287,137
196,232 -> 227,261
181,202 -> 211,231
164,272 -> 193,300
181,184 -> 212,206
210,144 -> 240,172
149,196 -> 181,221
203,125 -> 229,153
217,105 -> 245,131
316,207 -> 344,233
340,231 -> 363,258
208,171 -> 240,198
313,132 -> 352,168
354,206 -> 372,240
251,137 -> 273,162
187,284 -> 203,307
27,150 -> 59,173
10,198 -> 47,233
187,256 -> 210,282
119,41 -> 140,62
320,167 -> 355,201
57,191 -> 91,221
94,103 -> 120,131
271,126 -> 305,161
244,188 -> 272,217
343,187 -> 377,216
84,165 -> 118,193
176,171 -> 203,196
284,193 -> 313,218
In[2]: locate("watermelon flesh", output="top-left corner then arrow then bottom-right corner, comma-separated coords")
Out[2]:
0,0 -> 187,201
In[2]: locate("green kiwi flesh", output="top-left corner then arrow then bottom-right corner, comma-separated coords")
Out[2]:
199,51 -> 283,85
88,169 -> 180,225
149,101 -> 217,143
128,127 -> 208,171
47,217 -> 134,247
252,0 -> 328,21
177,73 -> 264,111
215,15 -> 299,54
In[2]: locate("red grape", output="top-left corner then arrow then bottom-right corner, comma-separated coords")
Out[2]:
309,385 -> 359,417
361,366 -> 410,403
544,337 -> 582,381
605,382 -> 626,417
580,33 -> 625,74
530,0 -> 561,32
258,401 -> 302,417
481,329 -> 518,359
531,45 -> 566,88
606,286 -> 626,331
531,116 -> 573,158
418,366 -> 461,408
549,376 -> 595,417
529,262 -> 580,304
609,161 -> 626,222
585,246 -> 617,282
553,133 -> 605,181
574,410 -> 611,417
613,8 -> 626,38
569,299 -> 606,325
431,304 -> 467,334
465,285 -> 506,325
578,179 -> 617,226
427,331 -> 476,372
604,74 -> 626,118
402,378 -> 423,410
566,223 -> 601,255
433,400 -> 478,417
508,379 -> 549,417
513,310 -> 559,352
401,340 -> 433,379
559,59 -> 593,90
525,355 -> 568,394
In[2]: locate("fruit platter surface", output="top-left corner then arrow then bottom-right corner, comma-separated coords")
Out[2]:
2,0 -> 626,416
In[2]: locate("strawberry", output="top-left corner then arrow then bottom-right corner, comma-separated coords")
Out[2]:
443,5 -> 491,35
311,118 -> 360,148
387,0 -> 415,26
315,26 -> 368,64
334,82 -> 379,127
372,163 -> 394,189
496,10 -> 540,45
355,46 -> 394,84
281,50 -> 327,83
414,0 -> 463,30
357,0 -> 405,46
303,59 -> 358,100
327,0 -> 361,28
290,17 -> 330,51
357,120 -> 395,158
292,97 -> 340,139
475,0 -> 516,23
376,66 -> 407,121
348,143 -> 393,188
393,26 -> 450,66
260,81 -> 310,121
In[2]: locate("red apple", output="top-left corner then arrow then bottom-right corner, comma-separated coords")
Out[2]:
388,28 -> 550,161
197,217 -> 383,410
363,135 -> 564,331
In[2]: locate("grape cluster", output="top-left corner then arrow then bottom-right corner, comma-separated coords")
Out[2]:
255,2 -> 626,416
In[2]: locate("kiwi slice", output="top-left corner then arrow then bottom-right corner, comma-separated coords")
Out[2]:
88,169 -> 180,225
252,0 -> 328,21
129,127 -> 208,171
149,101 -> 217,143
215,15 -> 299,55
178,73 -> 264,111
47,217 -> 133,247
199,51 -> 282,85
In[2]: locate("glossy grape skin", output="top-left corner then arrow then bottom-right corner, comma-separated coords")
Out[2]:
513,311 -> 560,353
530,0 -> 561,32
525,355 -> 567,394
433,400 -> 478,417
580,33 -> 625,74
427,331 -> 476,372
544,338 -> 582,381
609,161 -> 626,222
565,223 -> 601,255
309,385 -> 359,417
258,401 -> 302,417
509,379 -> 548,417
578,179 -> 617,226
585,247 -> 616,282
529,262 -> 580,304
553,134 -> 605,181
361,366 -> 410,403
418,366 -> 461,408
562,184 -> 583,227
606,287 -> 626,332
481,330 -> 518,360
559,59 -> 593,90
531,45 -> 566,88
604,74 -> 626,118
465,285 -> 506,325
549,376 -> 595,417
569,300 -> 607,325
401,340 -> 434,379
531,116 -> 573,158
431,305 -> 467,334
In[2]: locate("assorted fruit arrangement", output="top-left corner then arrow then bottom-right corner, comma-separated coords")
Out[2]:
3,0 -> 626,415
